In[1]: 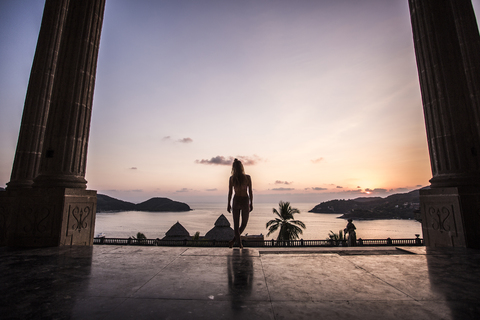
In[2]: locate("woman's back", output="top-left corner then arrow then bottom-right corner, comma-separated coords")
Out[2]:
231,175 -> 251,197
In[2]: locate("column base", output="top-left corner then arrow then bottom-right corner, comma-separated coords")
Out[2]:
33,174 -> 88,189
2,188 -> 96,247
0,190 -> 13,247
420,186 -> 480,249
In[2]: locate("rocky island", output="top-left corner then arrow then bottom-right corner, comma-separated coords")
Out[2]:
97,194 -> 191,212
309,189 -> 420,220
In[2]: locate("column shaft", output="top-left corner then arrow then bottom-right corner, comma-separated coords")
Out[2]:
7,0 -> 70,189
409,0 -> 480,188
33,0 -> 106,189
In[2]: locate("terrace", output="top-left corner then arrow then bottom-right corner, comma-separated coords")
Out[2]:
1,245 -> 479,319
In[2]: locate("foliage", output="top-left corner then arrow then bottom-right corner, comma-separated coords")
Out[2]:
326,230 -> 344,241
326,230 -> 345,246
136,232 -> 147,240
266,201 -> 306,241
192,231 -> 200,241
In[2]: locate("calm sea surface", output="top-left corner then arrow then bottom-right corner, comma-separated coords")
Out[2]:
94,202 -> 422,240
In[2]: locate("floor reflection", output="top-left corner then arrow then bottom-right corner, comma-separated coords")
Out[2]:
426,248 -> 480,320
227,249 -> 254,311
0,246 -> 93,319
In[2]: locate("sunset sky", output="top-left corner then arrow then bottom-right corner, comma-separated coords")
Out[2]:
2,1 -> 480,203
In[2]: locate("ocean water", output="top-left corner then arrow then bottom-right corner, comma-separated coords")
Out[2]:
94,202 -> 423,240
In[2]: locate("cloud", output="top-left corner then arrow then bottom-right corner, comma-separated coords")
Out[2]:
357,186 -> 361,189
195,156 -> 232,165
178,137 -> 193,143
311,157 -> 324,164
312,187 -> 328,191
206,188 -> 217,192
105,189 -> 143,193
163,136 -> 193,144
365,188 -> 388,194
416,185 -> 423,188
336,186 -> 343,189
176,188 -> 191,193
195,155 -> 262,166
129,167 -> 137,170
275,180 -> 292,185
236,155 -> 262,166
271,187 -> 295,191
342,189 -> 364,193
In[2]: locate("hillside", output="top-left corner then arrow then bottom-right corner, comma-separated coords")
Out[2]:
135,197 -> 191,212
309,189 -> 420,220
96,194 -> 191,212
97,194 -> 136,212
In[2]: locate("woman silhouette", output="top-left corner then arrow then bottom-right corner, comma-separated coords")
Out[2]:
227,159 -> 253,248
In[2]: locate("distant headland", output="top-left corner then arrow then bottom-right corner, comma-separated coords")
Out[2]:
309,189 -> 420,220
96,194 -> 191,212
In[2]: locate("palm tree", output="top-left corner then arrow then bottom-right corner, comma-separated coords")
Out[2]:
326,230 -> 344,246
266,201 -> 306,241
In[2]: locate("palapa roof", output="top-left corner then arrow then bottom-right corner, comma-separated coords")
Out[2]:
214,214 -> 231,227
204,214 -> 234,241
162,221 -> 190,240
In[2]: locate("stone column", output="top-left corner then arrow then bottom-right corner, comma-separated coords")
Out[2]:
33,0 -> 106,189
409,0 -> 480,248
4,0 -> 105,247
6,0 -> 70,189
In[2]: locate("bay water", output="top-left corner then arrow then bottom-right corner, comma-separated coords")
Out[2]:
94,202 -> 422,240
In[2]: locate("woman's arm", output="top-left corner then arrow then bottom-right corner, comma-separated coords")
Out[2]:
227,176 -> 233,213
248,175 -> 253,212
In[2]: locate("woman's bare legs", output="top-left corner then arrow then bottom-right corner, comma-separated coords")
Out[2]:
230,202 -> 250,248
230,207 -> 240,248
239,207 -> 249,235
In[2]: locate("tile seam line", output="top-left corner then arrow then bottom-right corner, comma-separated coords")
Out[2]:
117,297 -> 272,302
118,297 -> 422,302
127,247 -> 190,298
339,255 -> 419,302
259,256 -> 277,320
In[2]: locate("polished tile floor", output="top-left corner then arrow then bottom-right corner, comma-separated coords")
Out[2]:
1,245 -> 479,319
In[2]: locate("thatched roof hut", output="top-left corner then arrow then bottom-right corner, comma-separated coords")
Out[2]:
162,221 -> 190,240
204,214 -> 234,241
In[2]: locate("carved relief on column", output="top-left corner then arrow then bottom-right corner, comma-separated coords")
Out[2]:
7,0 -> 70,189
409,0 -> 480,188
7,188 -> 97,247
62,200 -> 96,245
33,0 -> 106,189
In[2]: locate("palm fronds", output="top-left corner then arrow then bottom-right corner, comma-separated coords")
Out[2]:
266,201 -> 306,241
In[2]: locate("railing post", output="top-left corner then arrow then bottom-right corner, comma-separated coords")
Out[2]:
415,234 -> 422,245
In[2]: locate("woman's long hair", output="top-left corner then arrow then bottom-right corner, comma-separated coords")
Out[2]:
231,159 -> 246,186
